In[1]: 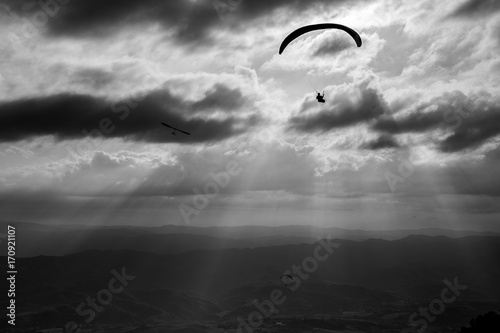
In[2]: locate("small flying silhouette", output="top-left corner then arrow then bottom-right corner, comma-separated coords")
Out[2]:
161,122 -> 191,136
280,274 -> 294,287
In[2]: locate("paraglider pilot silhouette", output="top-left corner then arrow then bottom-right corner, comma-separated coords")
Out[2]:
316,91 -> 325,103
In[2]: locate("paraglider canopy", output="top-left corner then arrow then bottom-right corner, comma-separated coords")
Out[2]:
279,23 -> 362,55
278,23 -> 362,103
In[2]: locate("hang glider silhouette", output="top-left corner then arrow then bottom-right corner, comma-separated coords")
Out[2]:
161,122 -> 191,136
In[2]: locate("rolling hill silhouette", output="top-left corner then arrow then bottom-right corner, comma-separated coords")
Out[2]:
2,235 -> 499,331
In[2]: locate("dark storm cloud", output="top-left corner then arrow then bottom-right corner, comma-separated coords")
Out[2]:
361,134 -> 399,150
191,84 -> 245,112
372,92 -> 476,135
4,0 -> 368,42
439,110 -> 500,152
372,106 -> 444,134
0,86 -> 258,143
372,91 -> 500,152
288,88 -> 388,133
313,38 -> 353,57
452,0 -> 500,17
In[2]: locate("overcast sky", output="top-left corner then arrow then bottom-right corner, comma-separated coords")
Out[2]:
0,0 -> 499,230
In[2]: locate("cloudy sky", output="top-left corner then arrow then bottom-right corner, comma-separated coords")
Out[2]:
0,0 -> 499,230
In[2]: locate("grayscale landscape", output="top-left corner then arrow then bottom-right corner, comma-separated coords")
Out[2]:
1,0 -> 500,332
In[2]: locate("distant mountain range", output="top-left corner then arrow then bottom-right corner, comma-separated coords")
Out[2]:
1,228 -> 499,331
3,221 -> 499,257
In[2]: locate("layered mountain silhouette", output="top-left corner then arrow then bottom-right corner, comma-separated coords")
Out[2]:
4,221 -> 499,257
1,226 -> 499,332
